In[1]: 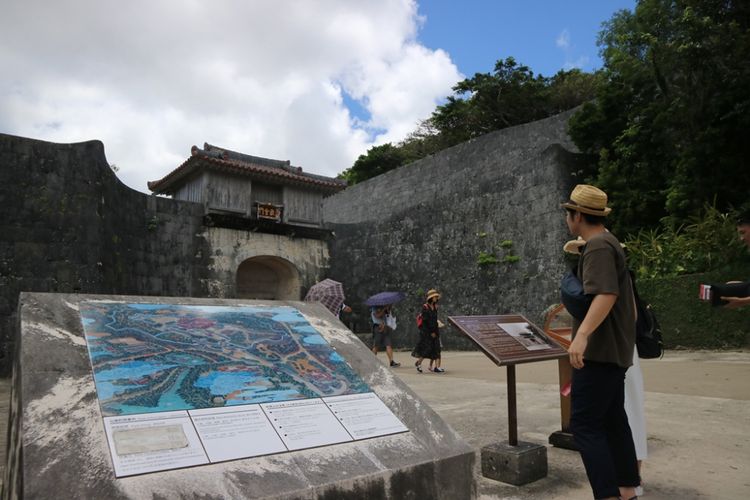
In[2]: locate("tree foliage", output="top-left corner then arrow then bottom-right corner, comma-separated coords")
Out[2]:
431,59 -> 602,144
625,203 -> 748,279
341,59 -> 600,184
339,143 -> 411,185
569,0 -> 750,235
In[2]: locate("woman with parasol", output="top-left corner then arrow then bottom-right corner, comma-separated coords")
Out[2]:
365,291 -> 405,367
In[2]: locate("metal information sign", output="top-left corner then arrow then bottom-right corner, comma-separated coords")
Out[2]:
448,314 -> 567,366
448,314 -> 567,445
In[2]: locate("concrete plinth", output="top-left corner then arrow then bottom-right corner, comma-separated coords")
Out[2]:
3,293 -> 476,499
480,441 -> 547,486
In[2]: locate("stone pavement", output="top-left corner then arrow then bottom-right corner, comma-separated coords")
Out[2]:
380,350 -> 750,500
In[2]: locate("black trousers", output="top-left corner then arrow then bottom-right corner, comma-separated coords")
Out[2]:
570,360 -> 640,499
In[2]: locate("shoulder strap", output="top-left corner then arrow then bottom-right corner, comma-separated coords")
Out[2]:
629,269 -> 643,302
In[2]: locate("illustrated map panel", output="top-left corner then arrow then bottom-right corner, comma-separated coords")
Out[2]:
80,302 -> 370,417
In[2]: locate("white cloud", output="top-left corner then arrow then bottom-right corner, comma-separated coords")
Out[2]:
556,29 -> 571,49
0,0 -> 462,192
555,28 -> 591,71
563,56 -> 591,70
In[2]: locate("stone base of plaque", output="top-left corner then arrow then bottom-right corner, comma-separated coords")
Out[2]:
480,441 -> 547,486
548,430 -> 578,451
6,293 -> 476,500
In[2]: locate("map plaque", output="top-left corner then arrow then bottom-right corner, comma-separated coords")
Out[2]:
79,301 -> 408,477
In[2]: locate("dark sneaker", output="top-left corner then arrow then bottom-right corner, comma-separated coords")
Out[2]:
434,367 -> 445,373
415,362 -> 423,373
390,360 -> 401,367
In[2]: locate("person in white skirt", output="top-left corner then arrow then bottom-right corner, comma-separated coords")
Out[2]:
625,347 -> 647,497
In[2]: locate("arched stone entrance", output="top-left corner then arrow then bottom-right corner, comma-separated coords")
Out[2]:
236,256 -> 301,300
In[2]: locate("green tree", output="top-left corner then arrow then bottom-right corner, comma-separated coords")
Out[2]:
429,58 -> 556,141
569,0 -> 750,236
339,143 -> 408,185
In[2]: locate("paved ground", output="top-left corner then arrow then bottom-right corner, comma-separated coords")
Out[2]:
380,349 -> 750,500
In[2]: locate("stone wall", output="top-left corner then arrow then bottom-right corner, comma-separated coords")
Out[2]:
323,110 -> 582,350
0,134 -> 212,373
0,108 -> 583,370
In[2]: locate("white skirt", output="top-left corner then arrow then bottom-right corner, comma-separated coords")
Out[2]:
625,348 -> 648,459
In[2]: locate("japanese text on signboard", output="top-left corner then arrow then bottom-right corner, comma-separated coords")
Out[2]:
257,203 -> 282,221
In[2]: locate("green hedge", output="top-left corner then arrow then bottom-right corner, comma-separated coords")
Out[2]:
637,264 -> 750,349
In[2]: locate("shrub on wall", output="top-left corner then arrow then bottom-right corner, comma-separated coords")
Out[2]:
624,204 -> 747,279
637,265 -> 750,349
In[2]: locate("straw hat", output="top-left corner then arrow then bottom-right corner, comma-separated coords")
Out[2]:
563,236 -> 586,255
426,289 -> 441,301
561,184 -> 612,216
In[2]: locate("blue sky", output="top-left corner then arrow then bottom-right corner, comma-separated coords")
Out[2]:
342,0 -> 637,130
0,0 -> 637,191
417,0 -> 637,78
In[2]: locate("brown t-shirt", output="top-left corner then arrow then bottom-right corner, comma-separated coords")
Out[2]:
572,231 -> 636,368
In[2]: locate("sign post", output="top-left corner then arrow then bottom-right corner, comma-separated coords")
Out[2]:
542,304 -> 578,450
448,314 -> 567,485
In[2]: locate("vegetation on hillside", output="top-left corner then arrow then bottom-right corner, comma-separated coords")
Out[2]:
338,60 -> 600,185
568,0 -> 750,236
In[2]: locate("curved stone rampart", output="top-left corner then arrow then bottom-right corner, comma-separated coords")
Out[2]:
0,134 -> 336,375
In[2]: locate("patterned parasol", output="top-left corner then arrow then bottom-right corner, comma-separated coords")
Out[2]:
304,279 -> 346,315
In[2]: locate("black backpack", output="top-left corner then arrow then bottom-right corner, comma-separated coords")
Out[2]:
560,267 -> 664,359
630,270 -> 664,359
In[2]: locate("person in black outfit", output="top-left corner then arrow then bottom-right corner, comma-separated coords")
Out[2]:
411,289 -> 444,373
722,213 -> 750,309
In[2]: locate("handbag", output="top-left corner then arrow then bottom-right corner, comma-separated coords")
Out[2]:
385,314 -> 397,330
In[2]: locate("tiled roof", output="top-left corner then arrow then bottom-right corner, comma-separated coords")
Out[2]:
147,143 -> 347,194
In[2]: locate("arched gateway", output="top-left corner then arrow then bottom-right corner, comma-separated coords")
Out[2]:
236,256 -> 301,300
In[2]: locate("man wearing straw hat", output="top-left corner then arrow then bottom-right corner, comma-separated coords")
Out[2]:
561,184 -> 640,500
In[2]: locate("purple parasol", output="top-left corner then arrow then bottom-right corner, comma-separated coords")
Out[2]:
364,291 -> 406,307
304,279 -> 346,315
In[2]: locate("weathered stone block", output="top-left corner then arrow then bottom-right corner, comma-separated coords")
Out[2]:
480,440 -> 548,485
6,293 -> 476,499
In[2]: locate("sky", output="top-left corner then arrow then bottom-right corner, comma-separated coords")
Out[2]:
0,0 -> 635,194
